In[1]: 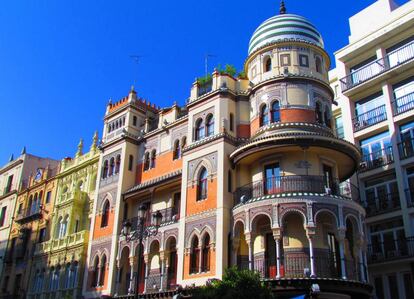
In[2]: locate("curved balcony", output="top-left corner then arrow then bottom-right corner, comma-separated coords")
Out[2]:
230,123 -> 361,180
233,176 -> 360,207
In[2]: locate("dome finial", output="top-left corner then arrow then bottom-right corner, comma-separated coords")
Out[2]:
280,0 -> 286,14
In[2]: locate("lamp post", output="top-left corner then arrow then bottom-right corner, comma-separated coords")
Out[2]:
121,204 -> 162,299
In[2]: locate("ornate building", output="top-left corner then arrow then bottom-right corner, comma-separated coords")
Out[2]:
27,135 -> 99,299
330,0 -> 414,298
1,162 -> 60,299
83,2 -> 372,299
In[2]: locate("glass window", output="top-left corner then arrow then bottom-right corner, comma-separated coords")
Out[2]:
45,191 -> 51,204
335,116 -> 344,138
355,92 -> 386,127
260,105 -> 269,126
264,57 -> 272,72
195,119 -> 205,141
128,155 -> 133,171
206,115 -> 214,137
360,131 -> 392,165
386,36 -> 414,68
264,163 -> 280,195
271,101 -> 280,123
299,54 -> 309,67
0,206 -> 6,227
197,168 -> 208,201
280,54 -> 291,66
350,55 -> 383,85
229,113 -> 234,132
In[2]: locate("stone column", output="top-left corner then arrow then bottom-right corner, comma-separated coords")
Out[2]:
128,256 -> 137,294
306,228 -> 316,278
338,227 -> 347,280
143,254 -> 149,293
198,245 -> 203,273
245,232 -> 254,271
115,259 -> 121,296
159,251 -> 166,291
272,228 -> 282,279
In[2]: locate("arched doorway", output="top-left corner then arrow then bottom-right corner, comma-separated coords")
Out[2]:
118,246 -> 130,295
166,237 -> 177,289
251,214 -> 274,278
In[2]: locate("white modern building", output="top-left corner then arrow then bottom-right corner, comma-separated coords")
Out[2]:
330,0 -> 414,298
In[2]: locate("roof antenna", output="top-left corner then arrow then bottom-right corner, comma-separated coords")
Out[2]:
280,0 -> 286,14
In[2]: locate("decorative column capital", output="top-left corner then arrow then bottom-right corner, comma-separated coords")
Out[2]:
143,254 -> 150,264
244,232 -> 254,243
129,256 -> 137,266
337,227 -> 346,241
272,227 -> 283,240
159,250 -> 166,262
305,226 -> 316,238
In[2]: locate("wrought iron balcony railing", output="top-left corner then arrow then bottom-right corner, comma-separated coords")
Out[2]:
340,40 -> 414,91
126,206 -> 180,231
363,192 -> 401,217
15,204 -> 42,223
398,137 -> 414,160
367,237 -> 414,264
359,146 -> 394,172
233,176 -> 360,206
392,91 -> 414,116
353,105 -> 387,132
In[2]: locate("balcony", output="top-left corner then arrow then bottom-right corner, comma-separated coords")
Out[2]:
359,147 -> 394,172
367,237 -> 414,264
364,192 -> 400,217
58,189 -> 84,205
352,105 -> 387,132
340,40 -> 414,91
233,176 -> 360,206
126,206 -> 180,230
406,189 -> 414,208
392,91 -> 414,116
398,137 -> 414,160
15,204 -> 42,224
35,231 -> 88,255
238,255 -> 363,281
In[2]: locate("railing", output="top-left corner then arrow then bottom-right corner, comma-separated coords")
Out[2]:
233,176 -> 360,206
35,231 -> 88,254
126,207 -> 180,231
353,105 -> 387,132
392,91 -> 414,115
359,146 -> 394,172
398,137 -> 414,160
15,204 -> 42,223
367,237 -> 414,264
363,192 -> 401,216
406,189 -> 414,208
198,82 -> 213,97
340,40 -> 414,91
241,255 -> 362,281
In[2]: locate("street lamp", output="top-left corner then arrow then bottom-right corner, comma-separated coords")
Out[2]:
121,204 -> 162,299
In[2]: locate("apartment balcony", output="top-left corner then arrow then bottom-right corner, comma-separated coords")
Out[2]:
359,147 -> 394,172
367,237 -> 414,264
233,176 -> 360,206
58,189 -> 84,205
34,231 -> 89,255
406,189 -> 414,208
340,40 -> 414,91
364,192 -> 401,217
392,91 -> 414,116
398,137 -> 414,160
15,204 -> 42,224
352,105 -> 387,132
126,206 -> 180,231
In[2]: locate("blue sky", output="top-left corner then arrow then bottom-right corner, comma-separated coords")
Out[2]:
0,0 -> 409,164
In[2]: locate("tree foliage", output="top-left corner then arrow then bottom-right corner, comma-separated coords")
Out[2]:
190,267 -> 273,299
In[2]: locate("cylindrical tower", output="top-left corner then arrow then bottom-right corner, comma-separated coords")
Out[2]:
230,4 -> 372,298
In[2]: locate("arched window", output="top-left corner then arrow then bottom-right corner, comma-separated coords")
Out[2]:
195,118 -> 205,141
271,101 -> 280,123
39,191 -> 43,201
101,201 -> 110,228
315,102 -> 323,124
324,108 -> 331,128
173,140 -> 180,160
128,155 -> 133,171
201,234 -> 211,272
144,152 -> 150,171
102,160 -> 109,179
99,254 -> 107,286
70,262 -> 78,288
316,56 -> 323,73
190,236 -> 199,274
197,167 -> 208,201
260,105 -> 269,126
206,114 -> 214,137
150,150 -> 156,169
264,57 -> 272,72
49,267 -> 55,291
64,263 -> 71,289
91,257 -> 99,287
109,157 -> 115,176
115,155 -> 121,174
